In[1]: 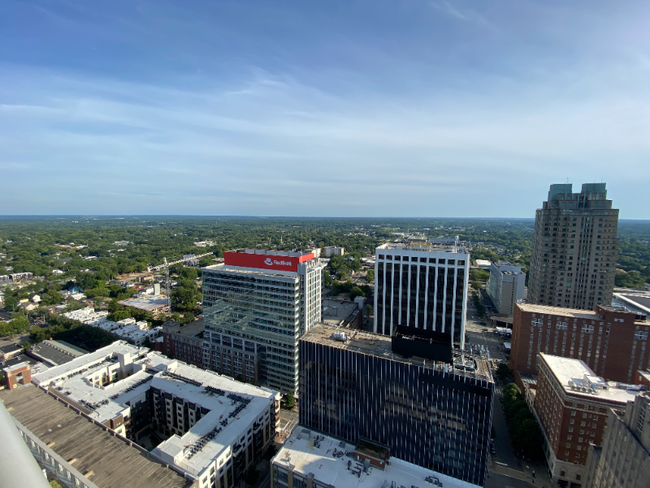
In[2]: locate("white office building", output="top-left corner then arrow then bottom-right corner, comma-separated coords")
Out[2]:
373,237 -> 470,349
487,261 -> 526,317
202,249 -> 326,394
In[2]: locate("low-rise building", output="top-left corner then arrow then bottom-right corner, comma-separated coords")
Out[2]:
271,428 -> 481,488
29,339 -> 87,366
62,307 -> 162,346
31,342 -> 281,487
510,303 -> 650,383
0,343 -> 22,362
0,384 -> 196,488
533,353 -> 643,486
322,246 -> 345,257
118,295 -> 169,313
584,391 -> 650,488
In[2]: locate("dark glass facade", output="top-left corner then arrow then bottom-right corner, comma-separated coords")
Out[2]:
299,328 -> 494,486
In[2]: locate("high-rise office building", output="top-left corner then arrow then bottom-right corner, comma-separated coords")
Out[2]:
373,237 -> 470,349
528,183 -> 619,310
487,261 -> 525,317
299,324 -> 494,486
584,392 -> 650,488
202,249 -> 326,393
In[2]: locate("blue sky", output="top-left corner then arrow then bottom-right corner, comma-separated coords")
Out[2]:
1,0 -> 649,218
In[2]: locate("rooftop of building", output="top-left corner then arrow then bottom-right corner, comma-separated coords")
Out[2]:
614,292 -> 650,315
1,354 -> 49,375
302,324 -> 492,383
31,341 -> 280,477
0,385 -> 195,488
3,361 -> 30,373
321,299 -> 360,326
30,339 -> 87,366
118,295 -> 169,311
0,343 -> 22,354
162,318 -> 205,337
272,427 -> 481,488
228,248 -> 314,257
377,237 -> 466,255
204,260 -> 307,276
517,303 -> 650,324
540,353 -> 645,405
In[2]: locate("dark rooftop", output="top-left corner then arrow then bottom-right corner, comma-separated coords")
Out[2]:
162,318 -> 205,337
0,386 -> 196,488
30,340 -> 87,366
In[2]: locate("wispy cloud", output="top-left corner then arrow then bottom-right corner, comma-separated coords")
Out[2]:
0,1 -> 649,217
430,1 -> 498,31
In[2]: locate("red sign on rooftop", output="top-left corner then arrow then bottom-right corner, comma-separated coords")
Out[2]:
223,251 -> 315,272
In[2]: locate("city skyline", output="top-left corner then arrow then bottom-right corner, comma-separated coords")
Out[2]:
1,1 -> 650,218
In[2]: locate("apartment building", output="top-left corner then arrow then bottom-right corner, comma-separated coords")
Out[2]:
510,303 -> 650,383
30,342 -> 281,488
528,183 -> 619,310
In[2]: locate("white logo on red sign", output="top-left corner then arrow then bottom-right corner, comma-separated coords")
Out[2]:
264,258 -> 273,266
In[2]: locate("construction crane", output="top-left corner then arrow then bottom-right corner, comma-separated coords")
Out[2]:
164,257 -> 171,310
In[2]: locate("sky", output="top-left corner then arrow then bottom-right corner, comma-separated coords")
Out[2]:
1,1 -> 649,218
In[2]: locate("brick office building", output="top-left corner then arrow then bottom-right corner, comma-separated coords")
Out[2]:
534,353 -> 642,487
510,303 -> 650,383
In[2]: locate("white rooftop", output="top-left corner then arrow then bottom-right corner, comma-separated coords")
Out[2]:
32,341 -> 280,478
540,353 -> 645,404
273,428 -> 481,488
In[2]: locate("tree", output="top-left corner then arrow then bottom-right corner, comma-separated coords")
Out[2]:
180,312 -> 195,325
365,304 -> 374,317
349,286 -> 365,300
0,315 -> 31,337
107,309 -> 132,322
41,290 -> 63,306
323,270 -> 333,288
495,363 -> 511,383
50,480 -> 65,488
3,295 -> 17,311
21,340 -> 31,353
366,269 -> 375,283
285,390 -> 296,409
469,269 -> 490,282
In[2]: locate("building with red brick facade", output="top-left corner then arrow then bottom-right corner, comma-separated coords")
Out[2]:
511,303 -> 650,383
2,362 -> 31,390
155,319 -> 206,370
534,353 -> 643,487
